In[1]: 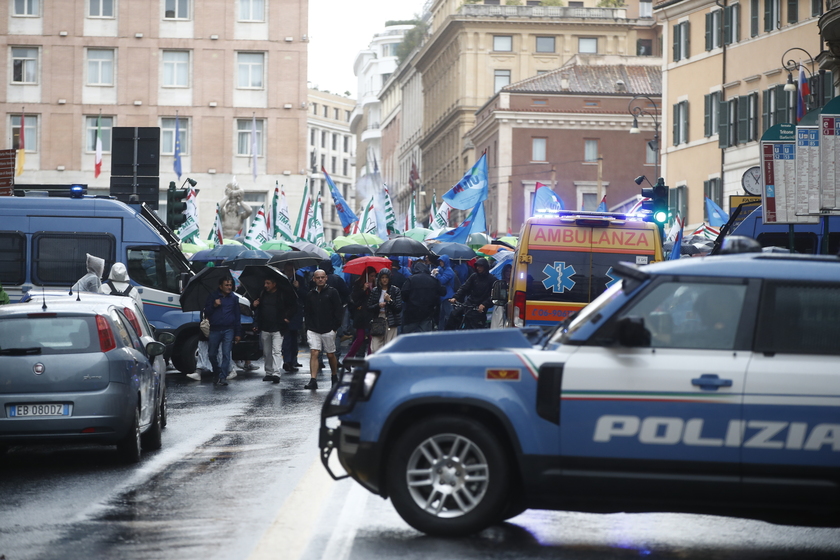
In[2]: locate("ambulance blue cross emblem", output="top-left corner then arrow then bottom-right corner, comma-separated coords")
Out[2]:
542,261 -> 576,293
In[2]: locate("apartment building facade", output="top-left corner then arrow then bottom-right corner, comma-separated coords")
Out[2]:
655,0 -> 830,226
469,55 -> 662,234
413,0 -> 660,221
307,89 -> 355,242
3,0 -> 309,236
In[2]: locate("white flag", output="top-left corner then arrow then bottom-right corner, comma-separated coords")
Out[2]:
306,194 -> 326,247
243,206 -> 271,250
432,200 -> 452,231
271,183 -> 295,242
359,195 -> 378,235
208,203 -> 224,246
178,185 -> 200,242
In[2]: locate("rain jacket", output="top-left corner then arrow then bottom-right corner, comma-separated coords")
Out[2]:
304,284 -> 344,334
367,269 -> 403,327
203,289 -> 243,336
433,254 -> 457,300
0,282 -> 9,305
100,262 -> 143,307
318,259 -> 350,305
401,261 -> 445,324
72,253 -> 105,293
454,258 -> 494,309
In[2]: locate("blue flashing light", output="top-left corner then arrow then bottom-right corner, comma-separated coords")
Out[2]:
69,185 -> 85,198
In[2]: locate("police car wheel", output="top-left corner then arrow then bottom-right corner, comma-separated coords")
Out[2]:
386,415 -> 509,537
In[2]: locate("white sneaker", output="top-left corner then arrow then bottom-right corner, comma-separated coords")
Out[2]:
186,372 -> 202,381
227,371 -> 238,380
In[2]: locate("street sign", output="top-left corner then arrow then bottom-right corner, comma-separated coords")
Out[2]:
0,149 -> 15,196
795,125 -> 821,221
730,195 -> 761,208
819,96 -> 840,212
760,123 -> 796,224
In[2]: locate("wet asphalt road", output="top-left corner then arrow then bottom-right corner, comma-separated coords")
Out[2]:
1,356 -> 839,560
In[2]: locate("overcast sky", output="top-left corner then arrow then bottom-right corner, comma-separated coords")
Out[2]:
307,0 -> 428,97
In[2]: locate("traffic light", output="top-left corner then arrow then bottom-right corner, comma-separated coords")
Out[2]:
651,178 -> 669,225
166,181 -> 188,230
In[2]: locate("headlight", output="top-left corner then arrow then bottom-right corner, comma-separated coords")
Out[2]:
322,365 -> 380,418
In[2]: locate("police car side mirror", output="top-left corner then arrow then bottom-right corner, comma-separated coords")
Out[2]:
617,317 -> 651,347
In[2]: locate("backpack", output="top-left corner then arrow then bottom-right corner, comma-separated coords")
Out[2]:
106,280 -> 133,297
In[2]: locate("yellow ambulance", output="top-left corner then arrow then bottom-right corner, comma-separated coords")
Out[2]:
507,211 -> 664,327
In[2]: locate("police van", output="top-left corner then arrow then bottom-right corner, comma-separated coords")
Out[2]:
0,194 -> 258,373
321,251 -> 840,536
507,211 -> 664,327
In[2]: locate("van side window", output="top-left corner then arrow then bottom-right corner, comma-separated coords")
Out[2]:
32,233 -> 114,286
0,231 -> 26,285
616,281 -> 748,350
755,282 -> 840,356
756,232 -> 817,254
127,247 -> 180,293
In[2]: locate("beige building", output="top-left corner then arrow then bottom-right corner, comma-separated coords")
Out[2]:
413,0 -> 660,222
3,0 -> 309,236
655,0 -> 830,226
307,89 -> 355,242
469,55 -> 662,235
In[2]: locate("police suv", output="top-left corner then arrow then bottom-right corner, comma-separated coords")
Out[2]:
320,252 -> 840,536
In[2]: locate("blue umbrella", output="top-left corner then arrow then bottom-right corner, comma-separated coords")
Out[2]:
221,249 -> 272,270
192,244 -> 249,263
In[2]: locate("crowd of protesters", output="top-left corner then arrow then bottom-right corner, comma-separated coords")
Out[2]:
192,249 -> 512,390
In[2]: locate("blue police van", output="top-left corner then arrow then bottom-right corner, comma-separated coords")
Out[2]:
0,195 -> 258,373
320,252 -> 840,536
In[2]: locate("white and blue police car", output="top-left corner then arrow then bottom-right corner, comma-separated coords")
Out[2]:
320,251 -> 840,536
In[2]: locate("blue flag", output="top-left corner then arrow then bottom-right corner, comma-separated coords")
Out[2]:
704,197 -> 727,227
669,225 -> 683,260
323,166 -> 358,233
173,114 -> 182,180
596,196 -> 607,212
531,182 -> 564,215
431,200 -> 486,244
442,153 -> 488,210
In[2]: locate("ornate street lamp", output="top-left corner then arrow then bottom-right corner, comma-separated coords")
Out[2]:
628,94 -> 661,182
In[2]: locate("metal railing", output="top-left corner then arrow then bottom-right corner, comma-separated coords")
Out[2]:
461,4 -> 627,19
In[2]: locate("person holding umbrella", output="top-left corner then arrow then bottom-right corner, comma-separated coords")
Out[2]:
204,276 -> 241,386
252,274 -> 298,384
367,268 -> 403,353
281,262 -> 307,373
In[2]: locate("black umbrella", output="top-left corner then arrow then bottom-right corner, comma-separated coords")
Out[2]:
336,244 -> 374,255
267,250 -> 323,268
431,242 -> 476,260
221,249 -> 272,270
376,236 -> 431,257
238,265 -> 298,307
180,266 -> 233,312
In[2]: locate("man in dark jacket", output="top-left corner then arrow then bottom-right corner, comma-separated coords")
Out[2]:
317,258 -> 350,305
447,257 -> 494,330
401,261 -> 445,333
253,277 -> 298,383
204,276 -> 242,386
389,258 -> 407,289
303,270 -> 344,389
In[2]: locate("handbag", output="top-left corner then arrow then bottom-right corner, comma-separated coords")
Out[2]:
370,316 -> 387,337
200,317 -> 211,337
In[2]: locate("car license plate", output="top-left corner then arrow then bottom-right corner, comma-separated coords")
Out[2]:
9,404 -> 70,417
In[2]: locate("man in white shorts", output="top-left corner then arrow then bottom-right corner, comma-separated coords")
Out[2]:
303,270 -> 344,389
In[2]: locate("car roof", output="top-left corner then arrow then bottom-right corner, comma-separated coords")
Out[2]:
22,290 -> 139,310
640,253 -> 840,282
0,297 -> 129,318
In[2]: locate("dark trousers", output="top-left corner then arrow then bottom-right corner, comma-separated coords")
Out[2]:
402,318 -> 434,334
282,329 -> 299,365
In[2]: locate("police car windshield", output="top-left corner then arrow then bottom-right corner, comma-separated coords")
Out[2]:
552,280 -> 624,344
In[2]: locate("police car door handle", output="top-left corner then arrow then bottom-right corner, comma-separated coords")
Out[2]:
691,374 -> 733,391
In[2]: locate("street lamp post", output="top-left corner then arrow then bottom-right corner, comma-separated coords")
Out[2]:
780,47 -> 822,122
628,95 -> 661,182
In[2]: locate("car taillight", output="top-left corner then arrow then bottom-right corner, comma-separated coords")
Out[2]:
96,315 -> 117,352
123,307 -> 142,336
513,290 -> 526,327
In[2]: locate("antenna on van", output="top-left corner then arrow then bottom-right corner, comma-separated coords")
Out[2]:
41,287 -> 47,311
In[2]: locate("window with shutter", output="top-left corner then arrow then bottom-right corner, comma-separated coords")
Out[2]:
737,95 -> 749,144
762,89 -> 771,133
751,0 -> 759,36
719,99 -> 730,148
787,0 -> 798,23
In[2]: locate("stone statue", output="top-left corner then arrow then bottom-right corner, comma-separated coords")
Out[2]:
218,179 -> 252,239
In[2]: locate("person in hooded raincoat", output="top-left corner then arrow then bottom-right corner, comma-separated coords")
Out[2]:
72,253 -> 105,293
446,257 -> 494,330
367,268 -> 402,353
100,262 -> 143,307
432,254 -> 458,330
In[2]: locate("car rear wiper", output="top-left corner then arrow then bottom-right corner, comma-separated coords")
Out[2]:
0,347 -> 42,355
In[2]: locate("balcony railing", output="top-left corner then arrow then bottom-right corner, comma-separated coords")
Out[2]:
461,4 -> 627,19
